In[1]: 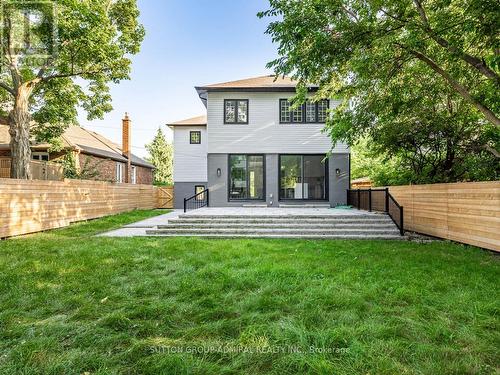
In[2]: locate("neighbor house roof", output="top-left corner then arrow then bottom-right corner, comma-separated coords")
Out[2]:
0,124 -> 154,169
195,75 -> 318,92
167,115 -> 207,127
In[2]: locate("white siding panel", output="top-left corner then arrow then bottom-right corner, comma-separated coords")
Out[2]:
207,92 -> 349,154
173,126 -> 207,182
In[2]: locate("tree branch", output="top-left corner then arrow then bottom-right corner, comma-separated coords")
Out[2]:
402,46 -> 500,128
413,0 -> 500,85
0,81 -> 14,96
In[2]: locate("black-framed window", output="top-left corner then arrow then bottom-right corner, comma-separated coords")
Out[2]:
279,154 -> 328,200
224,99 -> 248,124
280,99 -> 329,123
229,154 -> 264,200
190,131 -> 201,144
195,185 -> 205,200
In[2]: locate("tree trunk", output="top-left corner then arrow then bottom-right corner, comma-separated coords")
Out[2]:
9,86 -> 33,179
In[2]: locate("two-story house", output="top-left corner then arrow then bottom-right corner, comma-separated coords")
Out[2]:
167,75 -> 350,209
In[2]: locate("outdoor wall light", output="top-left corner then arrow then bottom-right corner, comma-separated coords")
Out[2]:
336,168 -> 341,176
217,168 -> 222,177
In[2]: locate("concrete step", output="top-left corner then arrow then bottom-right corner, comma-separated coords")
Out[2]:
178,214 -> 386,220
170,218 -> 394,225
147,228 -> 401,236
144,233 -> 404,240
279,204 -> 331,208
158,223 -> 397,230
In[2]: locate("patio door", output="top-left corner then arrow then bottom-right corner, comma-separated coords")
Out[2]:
279,155 -> 327,200
229,155 -> 265,201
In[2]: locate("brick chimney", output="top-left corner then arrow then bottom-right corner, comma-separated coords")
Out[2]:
122,113 -> 132,183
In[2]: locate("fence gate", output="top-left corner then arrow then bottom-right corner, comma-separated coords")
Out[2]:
157,186 -> 174,209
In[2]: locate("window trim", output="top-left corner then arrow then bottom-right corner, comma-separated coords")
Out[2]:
195,185 -> 206,201
227,154 -> 266,201
224,99 -> 249,125
116,162 -> 125,183
131,166 -> 137,184
190,130 -> 201,144
278,154 -> 329,201
32,152 -> 49,161
279,99 -> 330,124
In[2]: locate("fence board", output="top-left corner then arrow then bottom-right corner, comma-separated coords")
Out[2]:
0,178 -> 168,238
388,181 -> 500,252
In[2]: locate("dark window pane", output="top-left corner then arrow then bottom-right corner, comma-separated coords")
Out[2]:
292,104 -> 303,123
229,155 -> 247,199
190,131 -> 201,144
237,100 -> 248,123
280,100 -> 291,122
225,100 -> 236,123
248,155 -> 264,199
306,101 -> 316,122
318,100 -> 329,122
303,155 -> 326,200
280,155 -> 302,199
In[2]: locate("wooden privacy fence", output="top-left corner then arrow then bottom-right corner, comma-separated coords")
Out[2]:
388,181 -> 500,252
0,178 -> 172,238
0,158 -> 64,180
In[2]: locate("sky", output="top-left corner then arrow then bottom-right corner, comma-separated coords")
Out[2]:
77,0 -> 278,158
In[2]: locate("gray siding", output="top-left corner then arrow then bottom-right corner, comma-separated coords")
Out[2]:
207,153 -> 349,207
174,182 -> 207,209
172,125 -> 207,182
207,91 -> 349,154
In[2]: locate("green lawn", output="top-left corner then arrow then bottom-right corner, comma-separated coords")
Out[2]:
0,210 -> 498,374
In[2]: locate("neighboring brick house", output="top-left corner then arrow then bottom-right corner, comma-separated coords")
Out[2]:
0,114 -> 154,184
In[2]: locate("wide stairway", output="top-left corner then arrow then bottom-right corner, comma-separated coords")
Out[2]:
145,212 -> 403,239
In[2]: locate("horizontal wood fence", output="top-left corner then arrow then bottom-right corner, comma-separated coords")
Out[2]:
0,158 -> 64,180
0,178 -> 170,238
388,181 -> 500,252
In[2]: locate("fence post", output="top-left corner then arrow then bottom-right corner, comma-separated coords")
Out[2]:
385,188 -> 389,212
399,206 -> 404,236
357,189 -> 360,210
183,197 -> 187,213
368,188 -> 372,212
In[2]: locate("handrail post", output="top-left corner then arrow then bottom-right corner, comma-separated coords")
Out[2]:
357,189 -> 360,210
385,188 -> 389,212
399,206 -> 404,236
206,189 -> 209,207
183,197 -> 187,213
368,188 -> 372,212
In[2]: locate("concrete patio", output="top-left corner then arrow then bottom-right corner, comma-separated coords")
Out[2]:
101,207 -> 397,238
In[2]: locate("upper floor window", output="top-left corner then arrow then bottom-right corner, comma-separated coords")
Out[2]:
280,99 -> 329,123
224,99 -> 248,124
190,131 -> 201,144
32,152 -> 49,161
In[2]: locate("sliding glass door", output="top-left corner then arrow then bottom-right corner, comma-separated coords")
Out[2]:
229,155 -> 264,200
279,155 -> 327,200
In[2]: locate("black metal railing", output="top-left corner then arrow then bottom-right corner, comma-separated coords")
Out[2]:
184,189 -> 209,213
347,188 -> 404,236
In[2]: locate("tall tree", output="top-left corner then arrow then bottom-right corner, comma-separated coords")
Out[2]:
259,0 -> 500,155
146,127 -> 173,185
0,0 -> 144,178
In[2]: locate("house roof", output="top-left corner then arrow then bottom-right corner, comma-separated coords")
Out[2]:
0,124 -> 154,169
167,115 -> 207,127
195,75 -> 318,92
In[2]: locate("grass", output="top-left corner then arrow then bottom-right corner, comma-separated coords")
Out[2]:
0,210 -> 498,374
